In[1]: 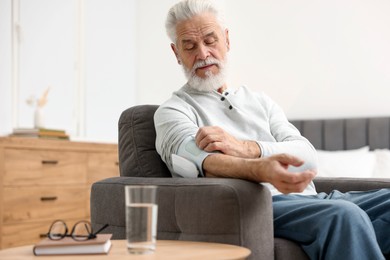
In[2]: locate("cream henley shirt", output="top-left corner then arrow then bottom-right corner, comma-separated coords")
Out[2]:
154,84 -> 318,196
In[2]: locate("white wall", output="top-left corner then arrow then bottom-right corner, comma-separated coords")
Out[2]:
135,0 -> 185,105
2,0 -> 390,142
0,0 -> 136,143
0,0 -> 12,132
84,0 -> 136,141
17,0 -> 75,130
136,0 -> 390,120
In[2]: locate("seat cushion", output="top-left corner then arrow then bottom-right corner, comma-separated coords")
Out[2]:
274,238 -> 309,260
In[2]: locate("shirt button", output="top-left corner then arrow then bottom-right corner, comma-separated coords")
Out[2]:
225,92 -> 229,96
221,97 -> 225,101
229,105 -> 233,110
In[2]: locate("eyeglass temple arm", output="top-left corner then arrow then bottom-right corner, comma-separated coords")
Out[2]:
93,224 -> 109,235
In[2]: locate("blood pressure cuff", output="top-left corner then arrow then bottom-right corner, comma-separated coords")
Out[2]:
172,136 -> 212,178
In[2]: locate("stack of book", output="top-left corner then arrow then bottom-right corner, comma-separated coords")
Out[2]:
10,128 -> 70,140
33,234 -> 112,256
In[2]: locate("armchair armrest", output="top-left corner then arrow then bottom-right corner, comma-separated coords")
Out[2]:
314,177 -> 390,193
91,177 -> 274,260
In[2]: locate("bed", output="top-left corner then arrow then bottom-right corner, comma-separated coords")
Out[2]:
291,117 -> 390,179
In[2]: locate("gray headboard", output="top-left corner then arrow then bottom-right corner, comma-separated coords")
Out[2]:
118,105 -> 390,178
290,118 -> 390,151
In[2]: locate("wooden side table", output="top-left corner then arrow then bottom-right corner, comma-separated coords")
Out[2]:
0,240 -> 251,259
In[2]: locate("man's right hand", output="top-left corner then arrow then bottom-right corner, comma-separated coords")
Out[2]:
203,152 -> 316,194
204,153 -> 316,194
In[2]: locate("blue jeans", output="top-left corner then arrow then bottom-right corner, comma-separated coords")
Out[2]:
273,189 -> 390,260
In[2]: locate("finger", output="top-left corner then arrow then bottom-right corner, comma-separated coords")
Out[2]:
277,172 -> 315,193
195,129 -> 208,147
203,141 -> 225,153
198,137 -> 211,150
279,170 -> 315,185
198,134 -> 224,150
195,126 -> 218,145
195,128 -> 205,145
201,136 -> 225,151
274,153 -> 304,167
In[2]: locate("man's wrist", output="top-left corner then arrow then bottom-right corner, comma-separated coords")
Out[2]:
244,140 -> 262,158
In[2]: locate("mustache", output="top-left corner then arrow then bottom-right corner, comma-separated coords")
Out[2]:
192,58 -> 222,71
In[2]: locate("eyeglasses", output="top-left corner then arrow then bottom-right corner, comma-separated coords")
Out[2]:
47,220 -> 109,241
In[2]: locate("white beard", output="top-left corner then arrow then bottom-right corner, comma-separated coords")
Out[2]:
182,57 -> 228,92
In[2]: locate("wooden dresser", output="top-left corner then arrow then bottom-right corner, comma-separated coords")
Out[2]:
0,137 -> 119,249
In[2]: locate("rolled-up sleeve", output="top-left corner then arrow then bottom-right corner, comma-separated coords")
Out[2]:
257,94 -> 318,172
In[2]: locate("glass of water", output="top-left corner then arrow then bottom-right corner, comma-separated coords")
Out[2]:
125,185 -> 158,254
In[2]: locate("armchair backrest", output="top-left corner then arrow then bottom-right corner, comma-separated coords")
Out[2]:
118,105 -> 171,177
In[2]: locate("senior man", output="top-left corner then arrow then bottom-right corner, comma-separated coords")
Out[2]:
154,0 -> 390,259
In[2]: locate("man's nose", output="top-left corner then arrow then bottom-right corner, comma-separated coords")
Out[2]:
197,44 -> 210,60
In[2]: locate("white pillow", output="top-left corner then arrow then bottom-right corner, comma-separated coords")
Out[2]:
373,149 -> 390,178
316,146 -> 376,178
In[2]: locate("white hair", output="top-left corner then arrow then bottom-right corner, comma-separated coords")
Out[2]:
165,0 -> 226,43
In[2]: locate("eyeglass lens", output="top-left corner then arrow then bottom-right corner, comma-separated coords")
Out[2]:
48,220 -> 67,240
72,221 -> 92,241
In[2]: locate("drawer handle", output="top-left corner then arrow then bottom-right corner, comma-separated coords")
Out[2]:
39,233 -> 48,238
40,196 -> 58,201
41,160 -> 58,165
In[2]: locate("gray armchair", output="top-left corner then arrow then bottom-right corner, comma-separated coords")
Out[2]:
91,105 -> 390,260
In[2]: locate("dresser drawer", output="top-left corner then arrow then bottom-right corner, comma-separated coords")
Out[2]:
0,137 -> 118,249
2,186 -> 88,224
4,149 -> 87,185
1,218 -> 81,248
87,152 -> 119,184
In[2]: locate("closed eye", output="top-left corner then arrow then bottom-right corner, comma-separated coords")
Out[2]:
184,43 -> 195,50
205,37 -> 216,45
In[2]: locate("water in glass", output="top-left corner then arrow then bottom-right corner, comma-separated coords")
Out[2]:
126,203 -> 158,254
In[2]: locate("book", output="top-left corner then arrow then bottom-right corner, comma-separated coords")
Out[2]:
33,234 -> 112,255
10,128 -> 70,140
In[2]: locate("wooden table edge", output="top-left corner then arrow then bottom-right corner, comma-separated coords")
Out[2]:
0,239 -> 251,259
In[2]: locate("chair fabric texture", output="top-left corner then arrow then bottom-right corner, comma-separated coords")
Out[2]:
91,105 -> 390,260
118,105 -> 170,178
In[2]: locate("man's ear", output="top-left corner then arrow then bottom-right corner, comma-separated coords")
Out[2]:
171,43 -> 181,65
225,29 -> 230,51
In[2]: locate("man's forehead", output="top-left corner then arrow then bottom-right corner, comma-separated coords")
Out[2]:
176,14 -> 222,41
178,28 -> 219,43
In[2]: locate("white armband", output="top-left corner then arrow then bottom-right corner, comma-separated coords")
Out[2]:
171,136 -> 211,178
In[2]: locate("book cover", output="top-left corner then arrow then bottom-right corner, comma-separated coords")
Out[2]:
33,234 -> 112,256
